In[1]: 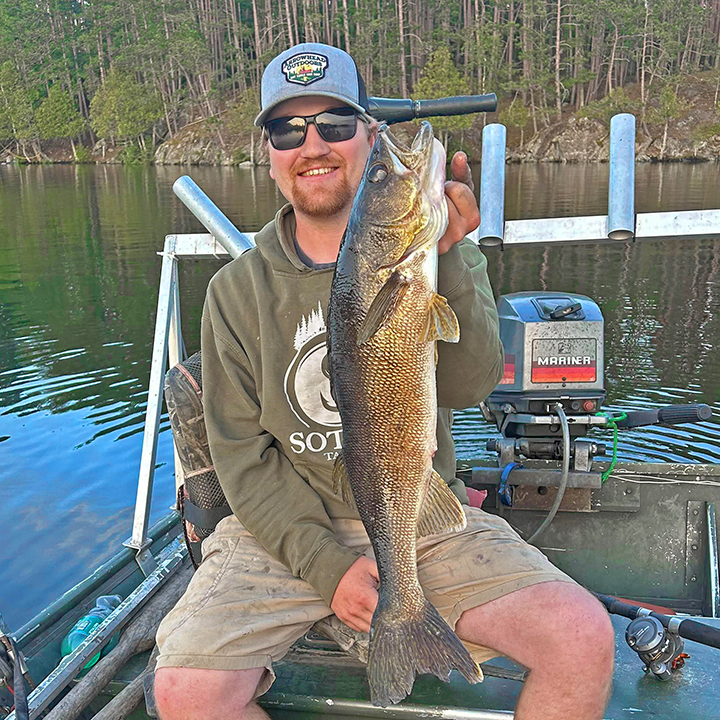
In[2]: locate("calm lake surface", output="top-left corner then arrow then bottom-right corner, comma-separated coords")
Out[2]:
2,161 -> 720,631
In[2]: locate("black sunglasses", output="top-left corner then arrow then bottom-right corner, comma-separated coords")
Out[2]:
264,107 -> 362,151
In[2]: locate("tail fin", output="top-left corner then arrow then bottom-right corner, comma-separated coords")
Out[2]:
367,597 -> 482,706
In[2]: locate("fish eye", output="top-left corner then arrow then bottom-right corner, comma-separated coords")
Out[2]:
367,163 -> 388,183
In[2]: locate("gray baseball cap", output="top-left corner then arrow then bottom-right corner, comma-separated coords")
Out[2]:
255,43 -> 370,127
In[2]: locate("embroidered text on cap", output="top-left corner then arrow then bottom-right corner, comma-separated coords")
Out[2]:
282,52 -> 329,86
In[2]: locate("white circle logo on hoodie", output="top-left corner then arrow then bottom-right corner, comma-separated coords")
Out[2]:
284,302 -> 341,428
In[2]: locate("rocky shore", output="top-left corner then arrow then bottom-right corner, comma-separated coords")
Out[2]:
4,74 -> 720,167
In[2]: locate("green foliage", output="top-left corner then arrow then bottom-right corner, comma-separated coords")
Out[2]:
118,144 -> 153,164
413,47 -> 474,135
90,71 -> 162,143
692,122 -> 720,141
35,86 -> 85,140
578,87 -> 638,126
0,0 -> 719,156
0,61 -> 36,140
225,88 -> 260,134
646,83 -> 688,126
499,100 -> 529,130
73,144 -> 92,163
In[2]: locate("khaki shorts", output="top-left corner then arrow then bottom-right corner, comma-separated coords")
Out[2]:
156,507 -> 574,696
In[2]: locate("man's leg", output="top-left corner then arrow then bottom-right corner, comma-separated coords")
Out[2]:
154,516 -> 342,720
455,581 -> 614,720
155,667 -> 269,720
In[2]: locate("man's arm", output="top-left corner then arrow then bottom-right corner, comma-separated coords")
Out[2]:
201,289 -> 360,608
435,152 -> 504,408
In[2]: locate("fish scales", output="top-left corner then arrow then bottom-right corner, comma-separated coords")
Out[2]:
328,122 -> 482,706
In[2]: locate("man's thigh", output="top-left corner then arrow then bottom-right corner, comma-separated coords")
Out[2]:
156,515 -> 333,697
417,506 -> 576,663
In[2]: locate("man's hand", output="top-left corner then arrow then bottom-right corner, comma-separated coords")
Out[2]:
330,556 -> 379,633
439,151 -> 480,255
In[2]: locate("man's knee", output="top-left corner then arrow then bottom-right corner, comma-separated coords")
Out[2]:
544,586 -> 615,674
154,665 -> 265,719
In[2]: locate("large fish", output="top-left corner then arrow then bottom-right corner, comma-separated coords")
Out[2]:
327,122 -> 481,706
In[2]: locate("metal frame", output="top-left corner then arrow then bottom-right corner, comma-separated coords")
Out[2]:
708,503 -> 719,618
6,540 -> 186,720
125,112 -> 720,570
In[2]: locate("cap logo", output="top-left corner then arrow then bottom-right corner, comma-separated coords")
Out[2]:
282,52 -> 328,86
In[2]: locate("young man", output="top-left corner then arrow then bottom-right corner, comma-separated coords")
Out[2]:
154,43 -> 614,720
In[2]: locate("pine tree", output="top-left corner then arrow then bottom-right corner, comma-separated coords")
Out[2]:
413,47 -> 473,149
36,86 -> 86,159
90,71 -> 162,152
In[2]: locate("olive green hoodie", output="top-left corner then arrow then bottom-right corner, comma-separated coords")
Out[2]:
201,204 -> 503,606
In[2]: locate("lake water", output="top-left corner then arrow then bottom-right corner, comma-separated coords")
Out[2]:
1,161 -> 720,631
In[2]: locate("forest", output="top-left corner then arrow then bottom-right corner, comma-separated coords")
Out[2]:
1,0 -> 719,160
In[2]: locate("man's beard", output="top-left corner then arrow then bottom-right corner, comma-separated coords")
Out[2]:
289,168 -> 356,218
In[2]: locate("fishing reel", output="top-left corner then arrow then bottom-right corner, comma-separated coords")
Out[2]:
625,613 -> 688,680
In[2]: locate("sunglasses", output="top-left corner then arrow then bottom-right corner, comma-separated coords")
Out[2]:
264,107 -> 363,150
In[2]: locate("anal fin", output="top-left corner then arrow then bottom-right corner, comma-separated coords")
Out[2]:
424,293 -> 460,343
417,470 -> 467,537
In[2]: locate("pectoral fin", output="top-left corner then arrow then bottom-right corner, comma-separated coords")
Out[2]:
417,470 -> 467,537
332,452 -> 357,510
357,271 -> 410,345
424,293 -> 460,343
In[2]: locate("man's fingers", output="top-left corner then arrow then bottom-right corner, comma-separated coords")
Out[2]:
450,151 -> 474,192
445,181 -> 480,231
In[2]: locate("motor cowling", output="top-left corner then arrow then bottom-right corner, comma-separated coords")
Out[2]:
485,291 -> 606,439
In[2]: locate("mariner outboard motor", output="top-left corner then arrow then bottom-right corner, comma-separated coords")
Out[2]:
483,291 -> 608,472
483,291 -> 711,470
478,291 -> 712,542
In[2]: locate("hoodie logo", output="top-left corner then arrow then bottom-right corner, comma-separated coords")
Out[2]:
282,53 -> 328,86
284,302 -> 340,430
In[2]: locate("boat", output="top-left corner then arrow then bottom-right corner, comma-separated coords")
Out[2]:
2,110 -> 720,720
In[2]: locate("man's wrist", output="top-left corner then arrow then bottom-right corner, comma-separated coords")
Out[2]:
304,541 -> 362,606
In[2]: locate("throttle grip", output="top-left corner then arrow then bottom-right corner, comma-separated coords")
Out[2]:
657,404 -> 712,425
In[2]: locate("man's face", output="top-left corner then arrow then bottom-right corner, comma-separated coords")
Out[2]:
266,96 -> 375,218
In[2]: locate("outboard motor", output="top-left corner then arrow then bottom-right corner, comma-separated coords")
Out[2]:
483,292 -> 608,472
481,291 -> 711,475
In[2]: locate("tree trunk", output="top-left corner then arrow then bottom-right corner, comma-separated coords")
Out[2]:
397,0 -> 408,97
606,22 -> 619,95
341,0 -> 351,53
554,0 -> 562,120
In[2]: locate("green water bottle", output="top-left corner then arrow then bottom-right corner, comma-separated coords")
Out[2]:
60,595 -> 122,671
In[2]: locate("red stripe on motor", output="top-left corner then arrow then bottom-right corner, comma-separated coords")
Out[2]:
532,366 -> 596,383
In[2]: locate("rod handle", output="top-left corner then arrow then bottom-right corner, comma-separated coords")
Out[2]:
614,404 -> 712,428
367,94 -> 497,124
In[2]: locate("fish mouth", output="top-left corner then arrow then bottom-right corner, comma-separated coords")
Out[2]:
377,122 -> 448,241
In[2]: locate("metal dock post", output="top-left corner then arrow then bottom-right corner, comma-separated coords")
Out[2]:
479,123 -> 506,247
607,113 -> 636,240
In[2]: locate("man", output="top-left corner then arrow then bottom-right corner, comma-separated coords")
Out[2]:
154,43 -> 614,720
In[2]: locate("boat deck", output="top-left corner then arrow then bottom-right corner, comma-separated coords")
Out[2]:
92,615 -> 720,719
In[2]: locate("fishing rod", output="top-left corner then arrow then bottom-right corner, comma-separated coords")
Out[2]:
595,592 -> 720,680
367,93 -> 497,124
595,593 -> 720,649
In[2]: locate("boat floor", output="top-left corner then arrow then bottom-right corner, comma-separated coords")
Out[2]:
91,616 -> 720,719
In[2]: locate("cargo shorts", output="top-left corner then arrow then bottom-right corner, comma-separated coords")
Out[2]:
156,506 -> 575,696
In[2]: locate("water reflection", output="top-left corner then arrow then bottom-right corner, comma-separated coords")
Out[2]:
1,162 -> 720,629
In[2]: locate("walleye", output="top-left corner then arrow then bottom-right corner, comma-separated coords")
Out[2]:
327,122 -> 481,706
